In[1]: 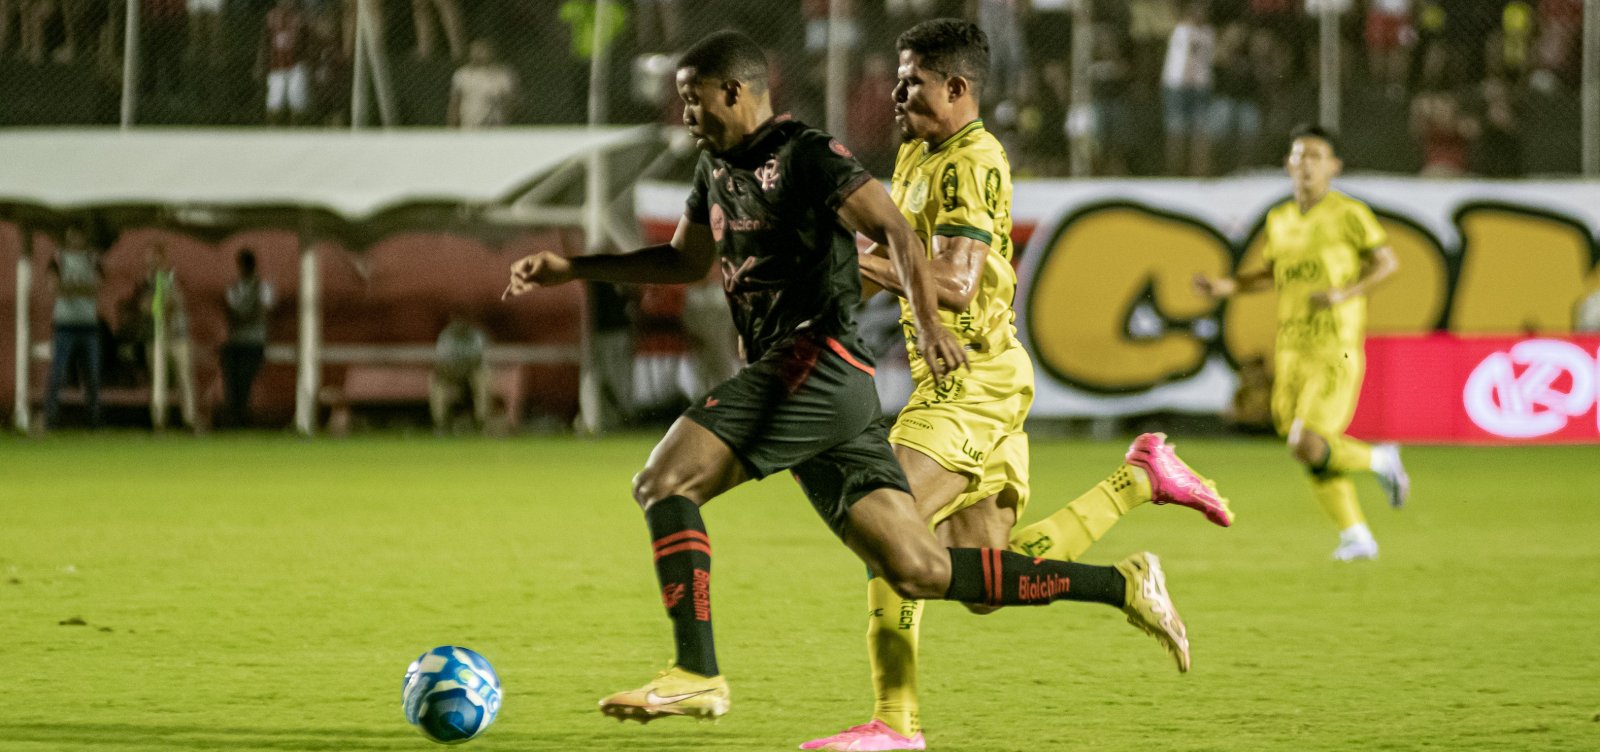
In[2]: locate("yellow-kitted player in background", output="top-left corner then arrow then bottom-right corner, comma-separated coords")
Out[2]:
1197,124 -> 1412,562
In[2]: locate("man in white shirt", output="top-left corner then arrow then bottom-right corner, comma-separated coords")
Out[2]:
448,40 -> 518,129
1161,0 -> 1215,175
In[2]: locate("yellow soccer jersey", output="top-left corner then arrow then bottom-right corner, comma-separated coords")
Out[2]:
888,119 -> 1018,380
1263,191 -> 1388,354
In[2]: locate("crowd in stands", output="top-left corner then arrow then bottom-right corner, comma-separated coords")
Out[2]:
0,0 -> 1591,175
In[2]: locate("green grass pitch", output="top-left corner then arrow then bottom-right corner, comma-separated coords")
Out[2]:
3,433 -> 1598,751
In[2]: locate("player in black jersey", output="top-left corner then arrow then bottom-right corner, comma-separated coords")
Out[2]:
505,30 -> 1190,726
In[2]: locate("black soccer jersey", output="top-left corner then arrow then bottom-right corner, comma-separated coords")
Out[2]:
685,115 -> 876,363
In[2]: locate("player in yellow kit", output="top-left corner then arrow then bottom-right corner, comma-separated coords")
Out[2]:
1197,124 -> 1411,563
801,20 -> 1234,752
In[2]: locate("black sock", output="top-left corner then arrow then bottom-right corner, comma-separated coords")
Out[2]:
644,496 -> 718,677
944,548 -> 1125,608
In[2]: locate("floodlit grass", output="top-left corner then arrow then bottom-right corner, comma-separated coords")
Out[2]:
3,433 -> 1597,751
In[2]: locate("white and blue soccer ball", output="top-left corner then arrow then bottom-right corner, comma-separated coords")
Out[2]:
402,646 -> 502,744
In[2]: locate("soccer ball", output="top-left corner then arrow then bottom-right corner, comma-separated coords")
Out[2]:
402,646 -> 502,744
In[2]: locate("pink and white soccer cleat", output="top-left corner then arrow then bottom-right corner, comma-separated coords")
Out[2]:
800,720 -> 927,751
1125,433 -> 1235,527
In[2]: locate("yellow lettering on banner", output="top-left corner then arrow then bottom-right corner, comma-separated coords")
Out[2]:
1452,206 -> 1596,334
1028,206 -> 1230,391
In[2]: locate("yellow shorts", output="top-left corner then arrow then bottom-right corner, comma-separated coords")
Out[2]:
1272,347 -> 1364,438
890,345 -> 1034,526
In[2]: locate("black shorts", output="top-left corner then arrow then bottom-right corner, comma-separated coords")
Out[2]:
683,333 -> 910,537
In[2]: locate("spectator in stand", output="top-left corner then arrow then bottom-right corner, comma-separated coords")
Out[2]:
635,0 -> 682,53
1365,0 -> 1415,97
3,0 -> 49,64
221,248 -> 274,429
308,3 -> 350,126
1085,25 -> 1134,175
970,0 -> 1028,107
138,243 -> 198,431
1490,0 -> 1534,82
1127,0 -> 1178,85
1532,0 -> 1582,90
1472,76 -> 1522,177
1411,89 -> 1475,177
43,222 -> 104,431
448,39 -> 518,129
141,0 -> 187,99
846,52 -> 898,176
1162,0 -> 1216,176
187,0 -> 223,69
1410,41 -> 1473,176
259,0 -> 310,126
1207,21 -> 1263,172
412,0 -> 464,61
430,313 -> 490,434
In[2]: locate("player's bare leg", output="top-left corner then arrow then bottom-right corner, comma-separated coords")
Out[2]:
599,417 -> 748,724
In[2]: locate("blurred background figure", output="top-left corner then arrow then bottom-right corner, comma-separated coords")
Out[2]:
138,242 -> 198,431
43,222 -> 104,431
430,312 -> 489,434
260,0 -> 310,126
1207,21 -> 1262,173
412,0 -> 464,61
1162,0 -> 1215,176
448,39 -> 517,129
221,248 -> 274,429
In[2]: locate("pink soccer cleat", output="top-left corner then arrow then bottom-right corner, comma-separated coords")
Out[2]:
799,720 -> 927,751
1125,433 -> 1235,527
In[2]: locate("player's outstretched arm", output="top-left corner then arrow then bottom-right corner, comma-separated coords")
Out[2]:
1194,262 -> 1275,299
503,215 -> 717,299
859,235 -> 988,312
839,181 -> 968,379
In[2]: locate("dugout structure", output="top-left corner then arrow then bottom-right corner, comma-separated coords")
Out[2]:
0,126 -> 661,434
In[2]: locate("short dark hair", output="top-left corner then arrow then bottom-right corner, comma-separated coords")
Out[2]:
1290,123 -> 1339,154
896,19 -> 990,97
678,30 -> 769,93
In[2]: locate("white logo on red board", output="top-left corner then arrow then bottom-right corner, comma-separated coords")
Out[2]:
1462,340 -> 1599,438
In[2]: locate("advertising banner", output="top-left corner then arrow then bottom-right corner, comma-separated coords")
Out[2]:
638,176 -> 1600,440
1354,335 -> 1600,444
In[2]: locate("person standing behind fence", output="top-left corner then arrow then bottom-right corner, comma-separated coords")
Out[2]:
222,248 -> 274,428
140,243 -> 198,431
260,0 -> 310,126
430,313 -> 490,434
448,40 -> 517,129
43,223 -> 104,430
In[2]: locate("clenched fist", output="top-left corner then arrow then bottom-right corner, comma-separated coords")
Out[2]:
503,252 -> 575,300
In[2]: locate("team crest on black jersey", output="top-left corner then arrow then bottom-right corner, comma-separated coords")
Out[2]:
755,158 -> 781,192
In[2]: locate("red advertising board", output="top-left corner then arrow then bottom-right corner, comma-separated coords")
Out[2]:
1351,334 -> 1600,444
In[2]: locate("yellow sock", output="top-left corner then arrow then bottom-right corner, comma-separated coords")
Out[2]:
866,577 -> 922,737
1311,472 -> 1366,530
1009,465 -> 1150,561
1324,434 -> 1374,475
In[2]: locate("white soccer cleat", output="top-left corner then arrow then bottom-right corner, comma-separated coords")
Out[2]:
1371,443 -> 1410,509
1332,525 -> 1379,562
